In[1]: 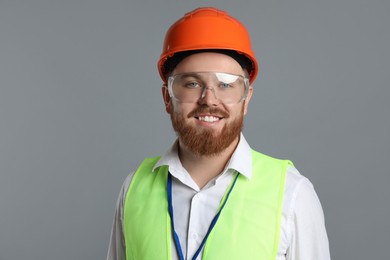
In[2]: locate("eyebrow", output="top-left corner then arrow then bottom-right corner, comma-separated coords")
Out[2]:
177,72 -> 204,79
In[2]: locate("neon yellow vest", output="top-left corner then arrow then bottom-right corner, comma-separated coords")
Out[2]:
123,150 -> 292,259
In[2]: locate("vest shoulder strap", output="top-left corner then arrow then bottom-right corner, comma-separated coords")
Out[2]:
123,157 -> 171,260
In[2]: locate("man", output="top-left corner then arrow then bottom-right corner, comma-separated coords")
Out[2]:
107,7 -> 330,260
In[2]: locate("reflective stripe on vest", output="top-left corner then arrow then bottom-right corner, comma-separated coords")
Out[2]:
123,150 -> 292,259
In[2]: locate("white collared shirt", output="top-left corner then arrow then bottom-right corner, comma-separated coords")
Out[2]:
107,134 -> 330,260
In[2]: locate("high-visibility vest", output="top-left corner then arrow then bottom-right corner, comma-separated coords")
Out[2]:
123,150 -> 292,259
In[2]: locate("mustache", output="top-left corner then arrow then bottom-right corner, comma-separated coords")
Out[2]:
187,106 -> 229,118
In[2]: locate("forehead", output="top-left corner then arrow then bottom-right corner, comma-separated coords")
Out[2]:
172,52 -> 245,75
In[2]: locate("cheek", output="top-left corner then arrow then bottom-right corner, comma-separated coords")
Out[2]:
225,103 -> 245,119
170,101 -> 183,114
171,101 -> 195,116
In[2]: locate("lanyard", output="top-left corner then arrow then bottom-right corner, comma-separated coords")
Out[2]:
167,172 -> 239,260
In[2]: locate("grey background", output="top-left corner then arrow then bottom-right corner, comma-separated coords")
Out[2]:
1,0 -> 389,259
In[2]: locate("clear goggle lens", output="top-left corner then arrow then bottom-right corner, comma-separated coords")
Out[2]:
167,72 -> 249,104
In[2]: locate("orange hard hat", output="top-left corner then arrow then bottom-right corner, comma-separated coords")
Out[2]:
157,7 -> 259,84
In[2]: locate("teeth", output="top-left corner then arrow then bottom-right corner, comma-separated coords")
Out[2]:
198,116 -> 219,122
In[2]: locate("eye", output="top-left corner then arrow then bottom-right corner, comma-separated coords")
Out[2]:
219,82 -> 233,89
184,81 -> 201,89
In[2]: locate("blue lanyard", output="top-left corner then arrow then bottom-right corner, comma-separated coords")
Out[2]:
167,172 -> 239,260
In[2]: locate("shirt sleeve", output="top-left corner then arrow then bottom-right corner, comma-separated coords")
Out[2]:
286,177 -> 331,260
107,173 -> 134,260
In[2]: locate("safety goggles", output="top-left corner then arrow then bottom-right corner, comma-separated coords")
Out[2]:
167,72 -> 250,104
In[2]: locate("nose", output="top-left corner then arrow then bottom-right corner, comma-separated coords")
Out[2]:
198,86 -> 220,106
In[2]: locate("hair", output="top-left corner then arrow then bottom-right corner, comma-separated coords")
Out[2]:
163,49 -> 252,77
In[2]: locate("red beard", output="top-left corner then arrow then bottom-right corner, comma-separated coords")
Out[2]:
170,105 -> 244,157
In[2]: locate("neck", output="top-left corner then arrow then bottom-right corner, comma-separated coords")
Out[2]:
178,136 -> 240,189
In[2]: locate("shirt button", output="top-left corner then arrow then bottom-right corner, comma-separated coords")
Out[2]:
191,232 -> 198,240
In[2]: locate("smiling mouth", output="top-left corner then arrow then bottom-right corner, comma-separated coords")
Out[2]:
189,107 -> 229,122
195,115 -> 222,122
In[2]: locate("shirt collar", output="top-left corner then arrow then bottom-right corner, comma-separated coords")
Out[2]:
226,133 -> 252,179
153,133 -> 253,180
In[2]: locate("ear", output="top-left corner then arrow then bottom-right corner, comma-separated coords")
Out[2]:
243,86 -> 253,115
162,84 -> 171,114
